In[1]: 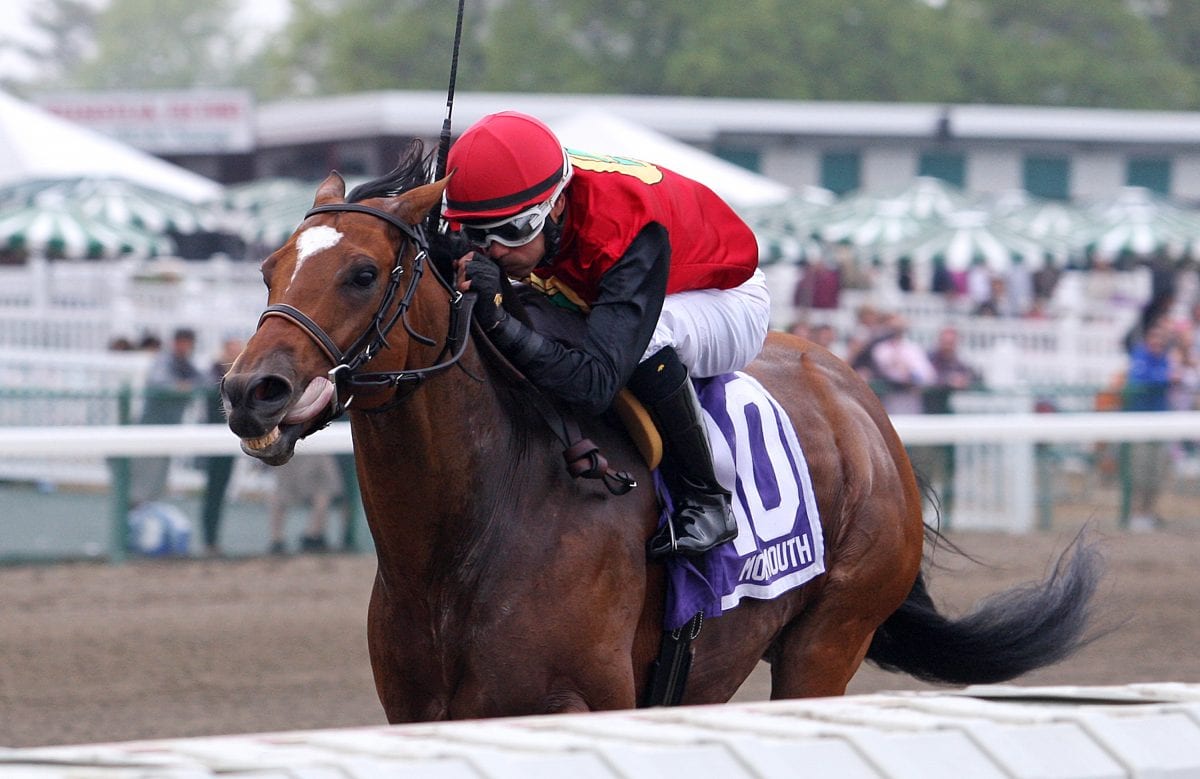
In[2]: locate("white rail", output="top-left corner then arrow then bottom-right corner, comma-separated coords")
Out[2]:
8,684 -> 1200,777
0,412 -> 1193,538
0,412 -> 1194,457
0,423 -> 352,457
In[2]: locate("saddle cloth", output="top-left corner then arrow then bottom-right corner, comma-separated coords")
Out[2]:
659,371 -> 825,631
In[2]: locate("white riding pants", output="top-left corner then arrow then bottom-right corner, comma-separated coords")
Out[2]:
641,268 -> 771,377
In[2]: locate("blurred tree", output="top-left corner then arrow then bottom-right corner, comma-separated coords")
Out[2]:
768,0 -> 966,101
474,0 -> 603,93
74,0 -> 242,89
0,0 -> 98,91
948,0 -> 1198,108
255,0 -> 489,98
1142,0 -> 1200,74
7,0 -> 1200,110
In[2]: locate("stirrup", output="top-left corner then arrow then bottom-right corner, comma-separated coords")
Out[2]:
647,497 -> 737,559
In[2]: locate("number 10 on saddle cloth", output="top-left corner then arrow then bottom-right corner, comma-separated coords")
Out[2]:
660,371 -> 825,631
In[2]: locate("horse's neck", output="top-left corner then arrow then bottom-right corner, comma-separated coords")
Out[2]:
350,341 -> 548,587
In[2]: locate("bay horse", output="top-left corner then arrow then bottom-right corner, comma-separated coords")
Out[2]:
221,144 -> 1102,721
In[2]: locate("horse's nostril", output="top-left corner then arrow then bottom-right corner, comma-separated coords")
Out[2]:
252,376 -> 291,404
225,372 -> 294,421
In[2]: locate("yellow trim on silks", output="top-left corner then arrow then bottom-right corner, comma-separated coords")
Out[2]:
525,274 -> 590,313
613,389 -> 663,471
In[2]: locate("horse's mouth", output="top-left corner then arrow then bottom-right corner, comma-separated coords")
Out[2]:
239,377 -> 336,464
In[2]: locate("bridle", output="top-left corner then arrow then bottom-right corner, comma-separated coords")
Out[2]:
256,203 -> 474,420
254,201 -> 635,497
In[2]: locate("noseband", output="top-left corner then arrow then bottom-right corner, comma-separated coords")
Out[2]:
257,203 -> 474,420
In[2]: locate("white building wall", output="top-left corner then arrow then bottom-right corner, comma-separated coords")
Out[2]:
964,149 -> 1021,194
862,146 -> 917,192
1172,153 -> 1200,202
760,144 -> 820,190
1070,151 -> 1125,201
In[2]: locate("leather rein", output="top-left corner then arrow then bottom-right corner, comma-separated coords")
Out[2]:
256,203 -> 474,419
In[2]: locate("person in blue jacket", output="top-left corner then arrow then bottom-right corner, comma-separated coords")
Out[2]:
1122,320 -> 1175,530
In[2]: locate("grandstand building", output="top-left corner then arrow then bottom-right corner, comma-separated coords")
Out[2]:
36,89 -> 1200,204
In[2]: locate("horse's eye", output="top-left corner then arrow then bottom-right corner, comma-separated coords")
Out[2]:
350,266 -> 378,289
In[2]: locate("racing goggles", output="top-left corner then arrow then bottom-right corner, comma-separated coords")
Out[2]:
460,198 -> 554,250
459,160 -> 572,250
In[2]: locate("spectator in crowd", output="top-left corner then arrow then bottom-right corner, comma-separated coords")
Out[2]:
896,257 -> 914,293
1005,263 -> 1035,316
925,325 -> 981,410
1168,320 -> 1200,416
267,454 -> 344,555
930,259 -> 956,298
844,304 -> 886,369
1032,265 -> 1061,305
792,256 -> 841,311
913,325 -> 982,513
810,323 -> 839,355
965,264 -> 993,313
786,321 -> 811,340
973,274 -> 1022,317
786,321 -> 840,356
1124,289 -> 1175,354
198,337 -> 244,557
858,314 -> 937,415
1121,321 -> 1175,531
130,327 -> 203,506
137,331 -> 163,352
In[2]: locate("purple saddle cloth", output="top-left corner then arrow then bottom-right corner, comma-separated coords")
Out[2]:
658,372 -> 825,631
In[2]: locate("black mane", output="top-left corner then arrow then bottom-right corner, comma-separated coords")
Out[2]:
347,139 -> 433,202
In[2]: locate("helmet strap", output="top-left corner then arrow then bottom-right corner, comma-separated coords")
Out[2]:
538,205 -> 566,267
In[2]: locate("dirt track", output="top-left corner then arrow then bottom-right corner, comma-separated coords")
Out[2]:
1,525 -> 1198,748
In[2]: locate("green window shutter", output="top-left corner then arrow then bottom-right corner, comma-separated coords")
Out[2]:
918,152 -> 965,187
821,151 -> 861,195
714,146 -> 761,173
1126,158 -> 1171,195
1023,155 -> 1070,201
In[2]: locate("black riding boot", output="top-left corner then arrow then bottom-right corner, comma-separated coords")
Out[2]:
628,347 -> 737,558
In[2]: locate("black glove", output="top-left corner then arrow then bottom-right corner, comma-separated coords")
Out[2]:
428,230 -> 474,266
464,253 -> 508,331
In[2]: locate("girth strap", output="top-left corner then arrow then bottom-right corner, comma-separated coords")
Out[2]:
641,611 -> 703,707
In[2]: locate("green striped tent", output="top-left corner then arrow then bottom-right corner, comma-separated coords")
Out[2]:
0,199 -> 174,259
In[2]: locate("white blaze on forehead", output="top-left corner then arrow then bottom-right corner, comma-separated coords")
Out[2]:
291,225 -> 343,283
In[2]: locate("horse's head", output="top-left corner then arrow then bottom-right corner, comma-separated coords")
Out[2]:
223,147 -> 455,464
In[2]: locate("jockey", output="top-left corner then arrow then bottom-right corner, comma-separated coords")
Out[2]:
445,111 -> 769,558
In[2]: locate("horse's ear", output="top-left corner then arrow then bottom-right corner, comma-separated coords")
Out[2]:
394,177 -> 449,225
313,172 -> 347,206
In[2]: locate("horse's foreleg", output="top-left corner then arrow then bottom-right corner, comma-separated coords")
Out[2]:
367,575 -> 451,723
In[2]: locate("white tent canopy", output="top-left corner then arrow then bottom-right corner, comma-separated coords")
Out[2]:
0,91 -> 222,204
548,110 -> 791,209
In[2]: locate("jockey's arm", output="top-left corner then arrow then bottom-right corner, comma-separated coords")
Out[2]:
487,223 -> 670,416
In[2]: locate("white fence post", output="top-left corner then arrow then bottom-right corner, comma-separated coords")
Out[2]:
941,392 -> 1036,532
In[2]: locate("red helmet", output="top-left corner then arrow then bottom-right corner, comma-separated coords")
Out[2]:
443,111 -> 571,222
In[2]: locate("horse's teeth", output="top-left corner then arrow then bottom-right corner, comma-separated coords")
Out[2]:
245,427 -> 280,451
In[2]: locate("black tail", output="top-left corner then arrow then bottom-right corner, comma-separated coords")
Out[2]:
866,534 -> 1105,685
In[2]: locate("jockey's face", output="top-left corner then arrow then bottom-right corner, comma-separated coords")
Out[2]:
486,230 -> 546,279
484,196 -> 566,279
